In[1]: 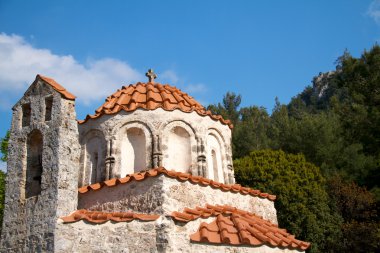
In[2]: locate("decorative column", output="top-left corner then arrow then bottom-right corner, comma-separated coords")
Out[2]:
197,138 -> 207,177
153,134 -> 163,168
226,146 -> 235,184
105,138 -> 115,180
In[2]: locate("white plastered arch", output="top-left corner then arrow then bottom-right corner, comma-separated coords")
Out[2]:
206,128 -> 227,183
161,120 -> 197,173
116,121 -> 153,177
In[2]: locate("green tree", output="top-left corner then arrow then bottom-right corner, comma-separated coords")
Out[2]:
234,150 -> 342,253
268,97 -> 290,149
207,92 -> 241,126
233,106 -> 271,158
0,131 -> 9,162
327,175 -> 379,252
282,45 -> 380,193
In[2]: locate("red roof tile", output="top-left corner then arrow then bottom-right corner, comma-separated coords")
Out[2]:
78,167 -> 276,201
61,209 -> 159,224
78,82 -> 233,128
36,75 -> 76,100
171,204 -> 310,251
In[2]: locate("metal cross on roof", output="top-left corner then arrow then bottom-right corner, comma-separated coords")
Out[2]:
146,69 -> 157,83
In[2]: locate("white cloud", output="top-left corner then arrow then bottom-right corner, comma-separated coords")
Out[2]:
368,0 -> 380,24
159,70 -> 179,84
0,33 -> 144,105
156,69 -> 208,95
183,83 -> 207,94
0,33 -> 209,111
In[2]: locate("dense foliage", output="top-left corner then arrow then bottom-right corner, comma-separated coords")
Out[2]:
208,45 -> 380,252
235,150 -> 342,253
0,131 -> 9,162
285,46 -> 380,192
327,175 -> 379,252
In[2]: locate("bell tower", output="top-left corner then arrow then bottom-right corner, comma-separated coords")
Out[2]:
1,75 -> 80,252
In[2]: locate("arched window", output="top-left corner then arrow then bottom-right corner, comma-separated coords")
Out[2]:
211,149 -> 219,182
83,134 -> 106,185
44,96 -> 53,121
166,126 -> 191,173
206,133 -> 224,182
121,127 -> 146,176
26,129 -> 43,198
22,103 -> 31,127
90,152 -> 99,183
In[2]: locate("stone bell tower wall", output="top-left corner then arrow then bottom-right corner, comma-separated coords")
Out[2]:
0,78 -> 80,252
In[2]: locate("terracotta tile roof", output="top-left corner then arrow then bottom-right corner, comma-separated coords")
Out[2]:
78,82 -> 233,128
172,204 -> 310,251
35,74 -> 76,100
61,209 -> 159,224
78,167 -> 276,201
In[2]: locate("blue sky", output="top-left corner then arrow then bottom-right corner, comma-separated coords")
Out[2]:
0,0 -> 380,169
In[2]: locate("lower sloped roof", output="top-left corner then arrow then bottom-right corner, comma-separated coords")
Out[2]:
78,167 -> 276,201
171,204 -> 310,251
61,209 -> 159,224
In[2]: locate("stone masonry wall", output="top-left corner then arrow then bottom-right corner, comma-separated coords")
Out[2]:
162,176 -> 277,224
54,219 -> 158,253
55,215 -> 303,253
79,176 -> 165,214
78,175 -> 277,224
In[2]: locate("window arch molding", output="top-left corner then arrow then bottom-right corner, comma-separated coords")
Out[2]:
110,114 -> 156,137
160,120 -> 197,141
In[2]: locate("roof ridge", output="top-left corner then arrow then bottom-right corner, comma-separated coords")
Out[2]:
78,167 -> 276,201
35,74 -> 76,100
171,204 -> 265,223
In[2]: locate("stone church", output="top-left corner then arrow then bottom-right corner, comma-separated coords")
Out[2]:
0,70 -> 310,252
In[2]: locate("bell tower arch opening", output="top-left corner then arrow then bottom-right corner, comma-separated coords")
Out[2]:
26,129 -> 43,198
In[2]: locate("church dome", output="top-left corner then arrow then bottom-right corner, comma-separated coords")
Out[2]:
77,69 -> 235,186
79,80 -> 232,128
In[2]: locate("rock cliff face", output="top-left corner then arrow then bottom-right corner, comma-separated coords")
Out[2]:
312,71 -> 336,99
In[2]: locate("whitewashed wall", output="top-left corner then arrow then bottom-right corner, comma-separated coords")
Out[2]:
78,108 -> 234,186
